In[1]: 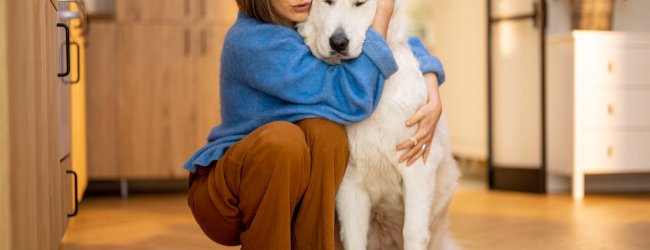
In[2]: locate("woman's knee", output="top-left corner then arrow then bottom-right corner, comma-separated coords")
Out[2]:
296,118 -> 348,148
255,121 -> 308,157
188,173 -> 242,246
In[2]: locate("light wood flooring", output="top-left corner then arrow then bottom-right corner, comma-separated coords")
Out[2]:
60,180 -> 650,250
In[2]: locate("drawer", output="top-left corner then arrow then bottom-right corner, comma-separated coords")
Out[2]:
575,43 -> 650,86
579,131 -> 650,173
578,90 -> 650,128
116,0 -> 191,22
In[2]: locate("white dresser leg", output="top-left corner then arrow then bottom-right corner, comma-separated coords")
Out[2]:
572,167 -> 584,201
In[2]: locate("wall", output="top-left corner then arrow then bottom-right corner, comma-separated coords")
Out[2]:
428,0 -> 488,160
0,0 -> 11,248
613,0 -> 650,32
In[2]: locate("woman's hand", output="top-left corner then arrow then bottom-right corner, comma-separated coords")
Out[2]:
371,0 -> 394,38
396,73 -> 442,166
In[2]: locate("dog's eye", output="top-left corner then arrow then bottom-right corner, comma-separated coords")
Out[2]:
324,0 -> 333,5
354,1 -> 367,7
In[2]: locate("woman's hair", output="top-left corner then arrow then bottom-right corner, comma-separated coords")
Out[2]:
236,0 -> 291,25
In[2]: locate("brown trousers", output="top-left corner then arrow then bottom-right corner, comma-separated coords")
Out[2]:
187,118 -> 348,249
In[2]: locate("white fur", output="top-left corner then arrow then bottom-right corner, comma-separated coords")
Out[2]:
298,0 -> 461,249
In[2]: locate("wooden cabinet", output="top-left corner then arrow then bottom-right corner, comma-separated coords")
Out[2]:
86,0 -> 236,180
193,24 -> 226,147
196,0 -> 239,23
115,24 -> 194,178
116,0 -> 192,22
68,2 -> 89,199
86,21 -> 120,179
0,0 -> 77,248
547,31 -> 650,200
116,0 -> 239,23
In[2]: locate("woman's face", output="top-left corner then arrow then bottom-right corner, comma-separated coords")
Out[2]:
272,0 -> 312,23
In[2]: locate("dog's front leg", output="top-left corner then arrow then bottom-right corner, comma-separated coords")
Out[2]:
400,163 -> 437,250
336,167 -> 371,250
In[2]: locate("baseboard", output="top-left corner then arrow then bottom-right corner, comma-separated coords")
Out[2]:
548,173 -> 650,194
490,167 -> 546,193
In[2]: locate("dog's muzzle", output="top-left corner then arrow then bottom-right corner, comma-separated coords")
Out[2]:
329,30 -> 349,55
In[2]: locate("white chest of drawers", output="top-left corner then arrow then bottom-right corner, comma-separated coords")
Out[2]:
547,31 -> 650,200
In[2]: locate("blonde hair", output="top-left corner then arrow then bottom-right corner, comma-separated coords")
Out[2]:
236,0 -> 291,26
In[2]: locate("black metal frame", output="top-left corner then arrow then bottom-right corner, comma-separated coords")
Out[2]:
487,0 -> 547,193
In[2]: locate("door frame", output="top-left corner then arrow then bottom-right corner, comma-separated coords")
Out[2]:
486,0 -> 548,193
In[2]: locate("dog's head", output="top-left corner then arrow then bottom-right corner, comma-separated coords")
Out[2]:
297,0 -> 379,64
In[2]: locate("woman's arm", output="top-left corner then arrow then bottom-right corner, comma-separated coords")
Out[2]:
224,25 -> 397,122
409,37 -> 445,85
393,37 -> 446,165
372,0 -> 394,38
396,73 -> 442,165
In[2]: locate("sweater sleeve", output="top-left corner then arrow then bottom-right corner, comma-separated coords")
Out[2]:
227,27 -> 398,116
408,36 -> 445,85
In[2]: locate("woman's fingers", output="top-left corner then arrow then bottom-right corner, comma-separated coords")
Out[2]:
399,132 -> 431,163
406,104 -> 434,127
422,132 -> 434,163
396,127 -> 429,150
406,147 -> 426,166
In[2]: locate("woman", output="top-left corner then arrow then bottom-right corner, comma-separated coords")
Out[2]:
185,0 -> 446,249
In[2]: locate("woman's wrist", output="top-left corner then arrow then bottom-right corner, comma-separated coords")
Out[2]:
424,73 -> 438,96
371,0 -> 394,38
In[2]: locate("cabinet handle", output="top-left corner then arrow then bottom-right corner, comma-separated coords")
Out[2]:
66,169 -> 79,217
607,145 -> 613,158
184,0 -> 190,17
184,29 -> 191,56
63,41 -> 81,84
607,61 -> 613,74
200,0 -> 206,18
607,103 -> 614,116
57,23 -> 71,77
200,29 -> 207,55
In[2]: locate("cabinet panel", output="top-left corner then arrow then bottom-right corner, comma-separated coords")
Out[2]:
48,1 -> 70,246
580,131 -> 650,173
193,25 -> 224,147
580,90 -> 650,129
116,24 -> 194,178
576,43 -> 650,86
6,0 -> 68,248
86,21 -> 120,179
68,2 -> 88,199
194,0 -> 238,24
116,0 -> 191,22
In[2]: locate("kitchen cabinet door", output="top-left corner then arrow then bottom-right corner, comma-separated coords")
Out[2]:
192,25 -> 225,149
116,24 -> 195,178
86,21 -> 120,179
68,2 -> 89,200
3,0 -> 70,248
116,0 -> 192,23
193,0 -> 238,25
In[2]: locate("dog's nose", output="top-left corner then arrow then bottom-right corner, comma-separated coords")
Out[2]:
329,32 -> 349,53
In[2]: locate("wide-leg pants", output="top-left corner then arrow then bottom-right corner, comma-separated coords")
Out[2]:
188,118 -> 348,249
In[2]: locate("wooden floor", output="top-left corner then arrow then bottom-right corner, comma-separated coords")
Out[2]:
60,180 -> 650,250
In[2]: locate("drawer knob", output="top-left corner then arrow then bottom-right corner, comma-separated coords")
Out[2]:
607,62 -> 613,74
607,145 -> 613,158
607,104 -> 614,116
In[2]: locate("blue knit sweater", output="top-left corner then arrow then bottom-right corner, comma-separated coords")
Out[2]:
184,13 -> 445,172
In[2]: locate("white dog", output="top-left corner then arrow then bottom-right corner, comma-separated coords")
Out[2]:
297,0 -> 461,250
